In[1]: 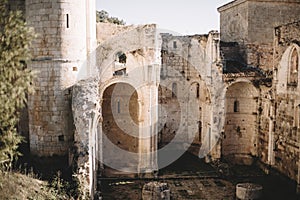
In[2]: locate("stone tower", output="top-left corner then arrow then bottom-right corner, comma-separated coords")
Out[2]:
25,0 -> 97,156
218,0 -> 300,44
218,0 -> 300,71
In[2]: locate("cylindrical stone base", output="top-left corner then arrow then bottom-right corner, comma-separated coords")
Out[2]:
236,183 -> 263,200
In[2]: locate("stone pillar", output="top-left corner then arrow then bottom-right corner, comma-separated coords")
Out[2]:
267,115 -> 275,165
138,84 -> 158,174
72,77 -> 100,198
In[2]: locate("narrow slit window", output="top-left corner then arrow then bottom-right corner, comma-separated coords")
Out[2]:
116,52 -> 126,64
117,100 -> 120,114
66,14 -> 69,28
198,121 -> 202,142
234,100 -> 239,112
173,41 -> 177,49
172,82 -> 177,98
196,83 -> 200,98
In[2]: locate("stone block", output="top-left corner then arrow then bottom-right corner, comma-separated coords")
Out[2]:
142,182 -> 170,200
236,183 -> 263,200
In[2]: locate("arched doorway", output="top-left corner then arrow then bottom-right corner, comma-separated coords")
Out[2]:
222,81 -> 259,165
101,82 -> 139,175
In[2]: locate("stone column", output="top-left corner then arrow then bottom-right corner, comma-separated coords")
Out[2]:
138,84 -> 158,174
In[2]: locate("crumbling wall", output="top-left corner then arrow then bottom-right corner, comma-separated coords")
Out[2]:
271,21 -> 300,182
257,88 -> 274,165
72,77 -> 100,198
97,24 -> 159,83
159,32 -> 224,161
96,22 -> 135,44
159,34 -> 211,156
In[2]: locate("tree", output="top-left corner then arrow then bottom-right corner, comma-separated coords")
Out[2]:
0,1 -> 34,170
96,10 -> 126,25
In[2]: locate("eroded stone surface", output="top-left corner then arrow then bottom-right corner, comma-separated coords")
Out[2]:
142,182 -> 170,200
236,183 -> 263,200
8,0 -> 300,198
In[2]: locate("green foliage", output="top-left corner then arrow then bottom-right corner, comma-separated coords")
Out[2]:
50,171 -> 84,199
0,1 -> 34,170
96,10 -> 126,25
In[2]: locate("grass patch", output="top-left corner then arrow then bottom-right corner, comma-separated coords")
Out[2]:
0,171 -> 69,200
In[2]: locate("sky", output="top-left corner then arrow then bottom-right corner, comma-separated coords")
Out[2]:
96,0 -> 230,35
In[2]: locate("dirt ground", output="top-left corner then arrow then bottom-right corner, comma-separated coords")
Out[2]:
99,152 -> 299,200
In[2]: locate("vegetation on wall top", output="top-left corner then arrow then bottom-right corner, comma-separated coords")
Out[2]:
96,10 -> 126,25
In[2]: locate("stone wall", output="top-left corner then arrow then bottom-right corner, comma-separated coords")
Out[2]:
14,0 -> 300,197
218,0 -> 300,71
218,0 -> 249,44
8,0 -> 25,13
72,77 -> 100,198
219,0 -> 300,44
219,0 -> 300,187
223,81 -> 259,165
257,88 -> 273,166
272,21 -> 300,182
159,32 -> 224,161
28,61 -> 75,156
96,22 -> 135,44
247,0 -> 300,44
159,34 -> 211,156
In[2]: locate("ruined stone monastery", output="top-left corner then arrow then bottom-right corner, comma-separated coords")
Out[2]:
7,0 -> 300,197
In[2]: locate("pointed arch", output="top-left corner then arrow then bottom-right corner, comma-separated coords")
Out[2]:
288,46 -> 299,85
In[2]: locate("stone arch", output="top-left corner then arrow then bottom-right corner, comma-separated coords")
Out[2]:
99,78 -> 144,101
277,44 -> 300,93
189,81 -> 200,99
162,81 -> 181,99
222,81 -> 259,165
288,46 -> 299,85
100,81 -> 140,175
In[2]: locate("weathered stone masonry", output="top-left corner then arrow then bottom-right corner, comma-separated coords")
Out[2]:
8,0 -> 300,198
218,0 -> 300,189
25,0 -> 97,156
273,21 -> 300,184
